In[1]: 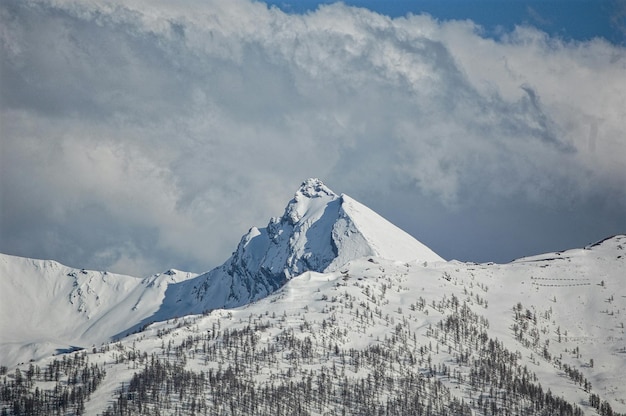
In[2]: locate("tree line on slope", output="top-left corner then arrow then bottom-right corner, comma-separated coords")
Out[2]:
2,268 -> 624,415
0,352 -> 106,415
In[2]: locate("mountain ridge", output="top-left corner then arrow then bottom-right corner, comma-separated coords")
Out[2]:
117,178 -> 445,332
0,253 -> 198,365
0,177 -> 624,414
0,178 -> 443,364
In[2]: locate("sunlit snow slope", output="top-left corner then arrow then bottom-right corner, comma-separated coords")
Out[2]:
0,255 -> 196,365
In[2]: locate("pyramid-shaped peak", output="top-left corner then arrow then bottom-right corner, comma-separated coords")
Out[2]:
296,178 -> 336,199
135,178 -> 444,322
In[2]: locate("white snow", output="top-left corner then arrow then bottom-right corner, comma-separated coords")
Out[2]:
332,193 -> 444,266
1,178 -> 443,365
131,178 -> 447,321
0,254 -> 197,365
1,180 -> 624,415
37,234 -> 622,415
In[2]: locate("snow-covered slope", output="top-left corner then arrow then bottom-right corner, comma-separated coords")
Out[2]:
0,255 -> 196,365
0,178 -> 442,365
0,178 -> 624,415
104,233 -> 626,415
331,193 -> 443,268
3,234 -> 622,415
147,178 -> 444,320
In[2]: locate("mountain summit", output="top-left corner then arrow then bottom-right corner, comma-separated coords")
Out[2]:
0,179 -> 443,363
157,178 -> 443,318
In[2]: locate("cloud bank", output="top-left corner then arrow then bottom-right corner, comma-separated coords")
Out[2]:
1,0 -> 625,276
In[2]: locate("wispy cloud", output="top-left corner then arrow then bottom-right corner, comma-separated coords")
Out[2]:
1,0 -> 625,275
526,6 -> 551,28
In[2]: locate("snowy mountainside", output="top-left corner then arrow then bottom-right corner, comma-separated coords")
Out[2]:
0,178 -> 442,365
2,235 -> 624,415
1,178 -> 624,415
0,254 -> 197,365
143,178 -> 444,319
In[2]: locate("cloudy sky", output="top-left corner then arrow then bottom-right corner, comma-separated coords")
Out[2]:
1,0 -> 625,277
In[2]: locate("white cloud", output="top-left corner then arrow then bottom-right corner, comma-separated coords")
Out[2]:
1,0 -> 625,275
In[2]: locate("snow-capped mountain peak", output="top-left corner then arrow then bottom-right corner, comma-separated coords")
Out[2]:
173,179 -> 443,315
295,177 -> 335,198
0,179 -> 442,363
282,178 -> 338,224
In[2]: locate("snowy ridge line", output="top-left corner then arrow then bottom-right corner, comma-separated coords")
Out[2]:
586,234 -> 622,248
